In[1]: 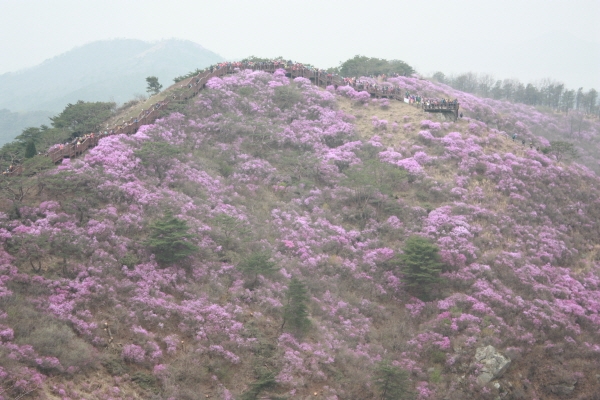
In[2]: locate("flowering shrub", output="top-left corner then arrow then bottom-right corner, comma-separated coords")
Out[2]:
122,344 -> 146,364
1,67 -> 600,399
371,116 -> 388,130
337,85 -> 371,104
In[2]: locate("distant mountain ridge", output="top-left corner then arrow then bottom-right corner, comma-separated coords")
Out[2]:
0,38 -> 224,112
0,38 -> 224,144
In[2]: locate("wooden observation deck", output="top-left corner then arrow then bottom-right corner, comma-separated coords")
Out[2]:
423,103 -> 460,121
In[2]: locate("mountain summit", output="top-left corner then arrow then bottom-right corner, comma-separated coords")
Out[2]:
0,38 -> 224,113
0,39 -> 224,144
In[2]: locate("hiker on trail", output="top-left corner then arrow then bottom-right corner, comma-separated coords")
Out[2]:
521,139 -> 526,145
512,134 -> 517,141
460,113 -> 463,118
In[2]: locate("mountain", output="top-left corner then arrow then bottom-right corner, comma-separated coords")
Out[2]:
1,68 -> 600,398
0,108 -> 53,145
0,39 -> 224,144
0,38 -> 224,112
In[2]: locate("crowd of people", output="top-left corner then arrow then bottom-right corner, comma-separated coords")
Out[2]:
338,76 -> 459,109
46,132 -> 99,160
2,165 -> 16,176
9,59 -> 463,175
73,132 -> 96,146
191,60 -> 461,113
199,60 -> 330,79
422,98 -> 459,108
512,134 -> 541,151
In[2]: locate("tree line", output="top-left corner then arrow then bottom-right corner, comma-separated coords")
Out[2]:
0,100 -> 118,171
433,71 -> 599,116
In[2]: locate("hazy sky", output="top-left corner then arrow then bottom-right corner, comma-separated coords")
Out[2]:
2,0 -> 599,88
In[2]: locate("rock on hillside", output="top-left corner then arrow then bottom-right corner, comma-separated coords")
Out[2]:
474,346 -> 511,385
0,69 -> 600,399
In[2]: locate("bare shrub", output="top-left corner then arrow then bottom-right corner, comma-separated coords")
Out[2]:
6,300 -> 97,373
159,352 -> 210,399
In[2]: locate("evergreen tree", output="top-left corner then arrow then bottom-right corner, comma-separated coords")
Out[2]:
374,360 -> 415,400
399,235 -> 444,300
146,211 -> 199,265
212,213 -> 251,253
173,68 -> 203,83
50,100 -> 116,138
24,141 -> 36,158
432,72 -> 446,84
237,251 -> 278,289
281,277 -> 310,336
146,76 -> 163,95
586,89 -> 598,115
134,141 -> 180,184
542,141 -> 579,162
16,127 -> 42,145
239,371 -> 277,400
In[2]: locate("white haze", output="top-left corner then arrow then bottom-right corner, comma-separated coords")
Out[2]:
1,0 -> 599,89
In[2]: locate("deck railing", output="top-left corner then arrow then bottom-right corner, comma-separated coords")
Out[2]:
422,103 -> 459,111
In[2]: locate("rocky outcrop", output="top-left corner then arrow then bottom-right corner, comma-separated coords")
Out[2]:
474,345 -> 511,385
546,382 -> 576,396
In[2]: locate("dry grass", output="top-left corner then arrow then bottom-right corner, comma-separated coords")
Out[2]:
41,366 -> 149,399
337,96 -> 429,144
106,79 -> 193,128
105,93 -> 168,128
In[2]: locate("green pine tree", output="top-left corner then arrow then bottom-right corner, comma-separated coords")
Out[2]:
239,371 -> 277,400
281,277 -> 310,337
237,251 -> 278,289
50,100 -> 116,137
146,211 -> 199,265
134,141 -> 180,184
374,360 -> 415,400
24,141 -> 37,158
399,235 -> 444,300
146,76 -> 163,95
542,141 -> 579,162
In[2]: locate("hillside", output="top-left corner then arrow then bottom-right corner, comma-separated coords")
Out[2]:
1,68 -> 600,399
0,39 -> 224,145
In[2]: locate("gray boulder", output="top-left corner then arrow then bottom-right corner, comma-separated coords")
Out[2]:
473,345 -> 511,385
547,382 -> 576,396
